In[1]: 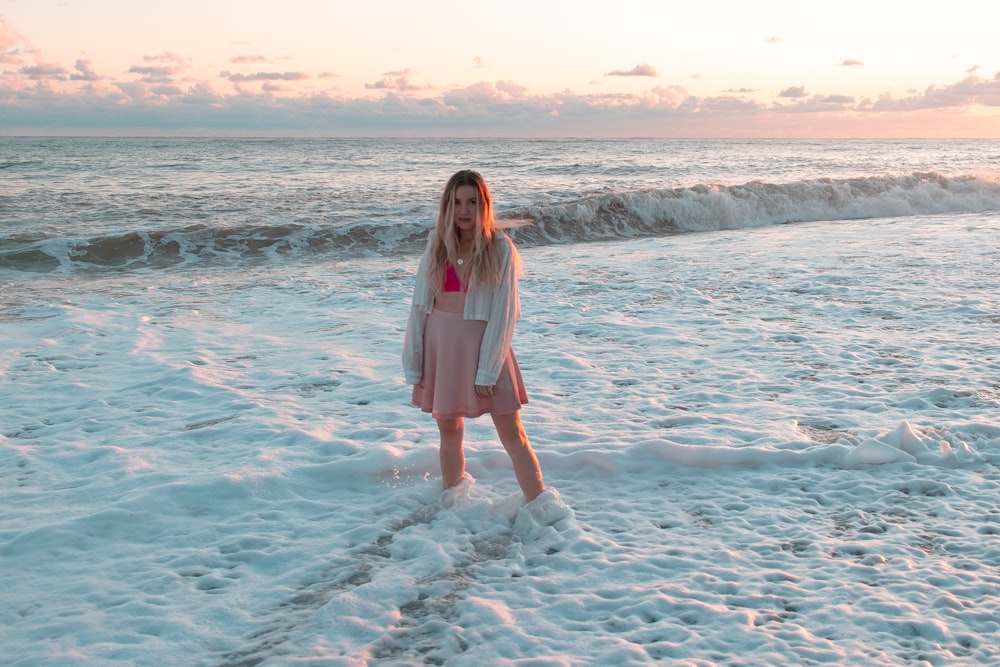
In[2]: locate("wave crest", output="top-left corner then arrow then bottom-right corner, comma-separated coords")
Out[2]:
506,172 -> 1000,244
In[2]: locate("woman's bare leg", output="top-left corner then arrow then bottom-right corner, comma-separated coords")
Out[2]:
436,417 -> 466,488
491,411 -> 544,501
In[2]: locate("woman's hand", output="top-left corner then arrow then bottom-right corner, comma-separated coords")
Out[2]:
475,384 -> 495,397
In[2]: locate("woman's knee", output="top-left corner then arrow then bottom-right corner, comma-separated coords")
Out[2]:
492,412 -> 528,446
437,418 -> 464,441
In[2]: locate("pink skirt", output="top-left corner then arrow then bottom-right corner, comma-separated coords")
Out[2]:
412,309 -> 528,420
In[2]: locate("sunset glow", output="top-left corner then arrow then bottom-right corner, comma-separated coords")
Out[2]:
2,0 -> 999,137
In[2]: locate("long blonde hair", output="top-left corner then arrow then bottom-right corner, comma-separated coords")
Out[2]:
429,170 -> 520,290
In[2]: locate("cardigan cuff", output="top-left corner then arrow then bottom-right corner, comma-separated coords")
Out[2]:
474,369 -> 499,387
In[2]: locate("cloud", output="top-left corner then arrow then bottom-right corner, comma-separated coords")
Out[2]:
779,86 -> 808,98
1,75 -> 997,138
70,59 -> 101,81
229,55 -> 268,64
365,68 -> 431,91
841,59 -> 864,67
113,80 -> 170,103
222,71 -> 310,82
868,73 -> 1000,110
150,84 -> 184,96
605,64 -> 659,77
19,63 -> 71,80
442,80 -> 530,106
775,94 -> 856,112
474,56 -> 485,68
765,36 -> 782,44
0,49 -> 23,65
144,51 -> 186,63
181,81 -> 225,105
1,15 -> 26,49
128,65 -> 183,83
128,53 -> 189,83
1,17 -> 29,64
649,85 -> 689,107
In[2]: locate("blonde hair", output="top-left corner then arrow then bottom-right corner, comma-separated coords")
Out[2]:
429,170 -> 520,291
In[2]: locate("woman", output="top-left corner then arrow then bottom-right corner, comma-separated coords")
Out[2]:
403,170 -> 545,501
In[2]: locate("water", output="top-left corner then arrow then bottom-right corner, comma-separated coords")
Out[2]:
2,138 -> 1000,665
3,138 -> 999,275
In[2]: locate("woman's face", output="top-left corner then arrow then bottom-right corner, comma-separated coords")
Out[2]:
452,184 -> 479,235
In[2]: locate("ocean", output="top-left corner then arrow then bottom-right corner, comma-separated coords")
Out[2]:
2,137 -> 1000,665
3,137 -> 999,274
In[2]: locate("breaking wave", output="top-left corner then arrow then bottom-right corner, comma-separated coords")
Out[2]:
3,172 -> 998,275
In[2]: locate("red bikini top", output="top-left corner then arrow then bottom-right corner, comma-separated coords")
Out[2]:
442,263 -> 466,293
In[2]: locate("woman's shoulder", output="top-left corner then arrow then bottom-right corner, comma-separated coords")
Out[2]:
492,231 -> 514,253
491,231 -> 522,275
420,227 -> 438,253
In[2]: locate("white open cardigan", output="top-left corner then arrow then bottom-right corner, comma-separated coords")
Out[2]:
402,230 -> 521,387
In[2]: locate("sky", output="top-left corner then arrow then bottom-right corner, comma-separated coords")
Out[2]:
2,0 -> 999,138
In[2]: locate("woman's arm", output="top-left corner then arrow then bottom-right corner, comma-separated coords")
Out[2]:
402,304 -> 428,384
474,236 -> 520,386
402,232 -> 435,384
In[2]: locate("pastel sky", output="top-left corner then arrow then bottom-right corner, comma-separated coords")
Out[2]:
2,0 -> 999,137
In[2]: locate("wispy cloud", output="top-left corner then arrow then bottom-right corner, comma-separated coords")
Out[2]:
229,54 -> 269,65
841,59 -> 864,67
0,16 -> 21,46
605,64 -> 659,77
365,69 -> 431,91
19,63 -> 69,80
128,53 -> 189,83
776,94 -> 856,112
222,71 -> 310,82
128,65 -> 183,82
0,49 -> 23,65
143,52 -> 188,66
